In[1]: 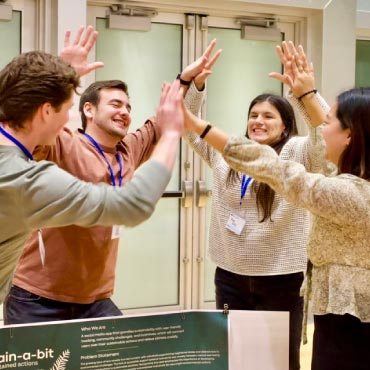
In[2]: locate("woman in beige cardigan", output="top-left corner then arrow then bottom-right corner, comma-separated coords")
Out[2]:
185,45 -> 370,370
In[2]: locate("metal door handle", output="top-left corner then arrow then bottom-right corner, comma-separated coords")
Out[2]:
161,181 -> 193,208
181,180 -> 193,208
196,180 -> 212,208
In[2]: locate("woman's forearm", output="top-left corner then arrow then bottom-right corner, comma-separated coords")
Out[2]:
300,93 -> 328,127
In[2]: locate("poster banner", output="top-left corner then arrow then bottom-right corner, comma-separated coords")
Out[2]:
0,311 -> 228,370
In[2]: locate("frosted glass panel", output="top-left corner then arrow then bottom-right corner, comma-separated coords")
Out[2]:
203,28 -> 282,303
356,40 -> 370,87
96,19 -> 182,191
206,28 -> 282,134
95,19 -> 182,309
113,199 -> 179,309
0,11 -> 21,69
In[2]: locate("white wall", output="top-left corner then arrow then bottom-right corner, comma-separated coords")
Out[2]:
321,0 -> 357,103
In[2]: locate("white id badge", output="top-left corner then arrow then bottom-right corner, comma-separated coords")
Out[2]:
226,213 -> 246,235
111,225 -> 122,240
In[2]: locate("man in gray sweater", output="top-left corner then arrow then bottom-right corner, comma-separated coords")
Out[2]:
0,27 -> 184,303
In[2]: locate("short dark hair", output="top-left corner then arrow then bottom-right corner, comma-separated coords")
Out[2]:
79,80 -> 129,130
336,87 -> 370,179
0,51 -> 79,129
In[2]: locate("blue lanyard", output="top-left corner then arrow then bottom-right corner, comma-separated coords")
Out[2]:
84,133 -> 123,187
240,174 -> 252,205
0,125 -> 33,160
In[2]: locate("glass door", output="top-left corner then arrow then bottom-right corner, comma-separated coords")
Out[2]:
192,16 -> 295,308
356,37 -> 370,87
87,4 -> 296,313
0,0 -> 37,322
87,6 -> 195,313
0,0 -> 36,68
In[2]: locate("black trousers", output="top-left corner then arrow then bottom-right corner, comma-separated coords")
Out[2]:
312,313 -> 370,370
215,266 -> 304,370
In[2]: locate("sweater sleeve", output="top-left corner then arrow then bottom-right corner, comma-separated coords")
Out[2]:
288,91 -> 337,175
182,82 -> 220,168
123,117 -> 160,168
22,159 -> 170,230
184,81 -> 204,115
223,136 -> 370,226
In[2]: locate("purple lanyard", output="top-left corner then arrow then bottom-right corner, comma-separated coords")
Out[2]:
84,133 -> 123,187
0,125 -> 34,160
240,174 -> 252,205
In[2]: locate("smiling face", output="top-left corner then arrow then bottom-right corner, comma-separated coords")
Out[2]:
84,88 -> 132,144
322,103 -> 351,165
247,101 -> 286,145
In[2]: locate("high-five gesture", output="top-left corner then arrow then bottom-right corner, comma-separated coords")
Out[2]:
179,39 -> 222,90
150,80 -> 184,171
270,41 -> 325,127
269,41 -> 315,98
193,41 -> 222,90
156,80 -> 184,137
60,26 -> 104,77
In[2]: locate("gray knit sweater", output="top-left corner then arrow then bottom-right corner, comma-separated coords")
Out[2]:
0,146 -> 170,303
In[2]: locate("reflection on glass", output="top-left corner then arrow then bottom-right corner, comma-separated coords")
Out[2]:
0,11 -> 21,69
203,27 -> 282,302
95,19 -> 182,309
356,40 -> 370,87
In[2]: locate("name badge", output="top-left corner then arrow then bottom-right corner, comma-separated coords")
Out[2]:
226,213 -> 246,235
111,225 -> 122,240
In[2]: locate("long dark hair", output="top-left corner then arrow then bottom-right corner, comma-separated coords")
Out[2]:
227,94 -> 298,222
336,88 -> 370,180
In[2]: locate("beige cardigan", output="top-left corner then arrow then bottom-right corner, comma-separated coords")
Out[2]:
223,134 -> 370,325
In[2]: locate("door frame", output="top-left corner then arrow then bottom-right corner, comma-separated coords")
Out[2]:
87,2 -> 303,313
190,14 -> 298,309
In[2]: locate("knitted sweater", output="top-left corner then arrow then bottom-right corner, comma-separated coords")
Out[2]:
223,136 -> 370,322
0,146 -> 170,303
184,85 -> 326,275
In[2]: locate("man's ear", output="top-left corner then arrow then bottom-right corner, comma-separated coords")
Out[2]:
40,102 -> 52,122
83,102 -> 94,119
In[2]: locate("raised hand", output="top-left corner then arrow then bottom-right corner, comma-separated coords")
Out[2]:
60,26 -> 104,77
269,41 -> 315,98
180,39 -> 222,90
290,44 -> 315,98
193,45 -> 222,90
269,41 -> 295,88
156,80 -> 184,137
